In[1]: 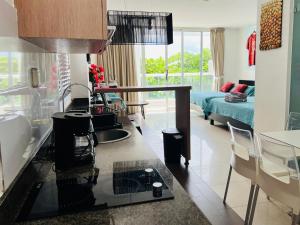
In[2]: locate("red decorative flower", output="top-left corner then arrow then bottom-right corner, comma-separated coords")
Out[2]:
99,75 -> 104,82
92,69 -> 98,75
99,66 -> 104,72
90,64 -> 97,69
89,64 -> 104,84
94,74 -> 99,83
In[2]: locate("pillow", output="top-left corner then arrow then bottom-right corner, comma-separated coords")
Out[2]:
245,86 -> 255,96
220,82 -> 234,92
231,84 -> 248,94
249,90 -> 255,96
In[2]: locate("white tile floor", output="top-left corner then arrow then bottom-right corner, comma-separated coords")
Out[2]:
139,104 -> 293,225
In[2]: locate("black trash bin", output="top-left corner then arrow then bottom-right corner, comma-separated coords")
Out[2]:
162,128 -> 183,164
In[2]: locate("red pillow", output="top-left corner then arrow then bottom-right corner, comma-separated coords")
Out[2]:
231,84 -> 248,94
220,82 -> 234,92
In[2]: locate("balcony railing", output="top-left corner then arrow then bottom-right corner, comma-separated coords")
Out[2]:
143,73 -> 214,99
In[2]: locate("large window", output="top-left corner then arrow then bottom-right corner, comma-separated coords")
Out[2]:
183,32 -> 201,90
141,30 -> 214,99
168,31 -> 182,86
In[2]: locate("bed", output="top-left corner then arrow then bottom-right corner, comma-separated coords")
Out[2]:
208,97 -> 255,129
208,80 -> 255,131
191,80 -> 254,120
191,91 -> 226,118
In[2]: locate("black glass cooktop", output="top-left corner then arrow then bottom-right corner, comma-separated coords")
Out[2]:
17,161 -> 174,221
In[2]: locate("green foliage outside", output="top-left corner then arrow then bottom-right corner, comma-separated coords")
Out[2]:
0,55 -> 20,90
0,56 -> 9,74
144,48 -> 213,98
0,55 -> 21,104
0,56 -> 19,74
145,48 -> 212,74
144,74 -> 213,99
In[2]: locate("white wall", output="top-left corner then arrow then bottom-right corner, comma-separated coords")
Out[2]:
237,26 -> 256,82
107,0 -> 257,28
224,26 -> 256,84
70,54 -> 90,99
0,0 -> 17,36
254,0 -> 294,132
224,28 -> 239,83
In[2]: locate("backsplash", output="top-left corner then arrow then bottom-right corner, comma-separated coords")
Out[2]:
0,1 -> 72,199
0,42 -> 71,198
0,0 -> 72,200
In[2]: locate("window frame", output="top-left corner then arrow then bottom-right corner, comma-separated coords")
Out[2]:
141,28 -> 213,92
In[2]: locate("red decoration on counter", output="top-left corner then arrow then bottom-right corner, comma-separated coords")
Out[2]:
94,74 -> 99,83
89,64 -> 105,85
99,66 -> 104,72
91,64 -> 97,69
99,75 -> 104,82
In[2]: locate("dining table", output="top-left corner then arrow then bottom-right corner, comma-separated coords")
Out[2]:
260,130 -> 300,149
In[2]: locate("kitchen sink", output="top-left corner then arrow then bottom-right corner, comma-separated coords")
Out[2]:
96,129 -> 131,144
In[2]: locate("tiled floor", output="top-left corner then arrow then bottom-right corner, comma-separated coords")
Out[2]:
131,105 -> 293,225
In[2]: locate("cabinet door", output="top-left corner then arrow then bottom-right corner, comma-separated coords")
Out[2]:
15,0 -> 107,40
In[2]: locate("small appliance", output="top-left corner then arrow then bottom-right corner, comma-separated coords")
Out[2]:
52,112 -> 96,170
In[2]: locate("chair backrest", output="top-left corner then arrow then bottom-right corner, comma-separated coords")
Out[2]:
286,112 -> 300,130
256,135 -> 300,212
227,122 -> 256,160
257,135 -> 300,181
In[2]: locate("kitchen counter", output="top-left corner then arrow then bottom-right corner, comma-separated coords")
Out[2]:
13,117 -> 211,225
94,85 -> 192,93
95,85 -> 192,166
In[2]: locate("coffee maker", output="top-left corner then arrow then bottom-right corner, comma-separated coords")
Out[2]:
52,112 -> 97,171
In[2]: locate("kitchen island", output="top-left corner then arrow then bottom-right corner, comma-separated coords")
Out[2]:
12,117 -> 211,225
95,85 -> 192,165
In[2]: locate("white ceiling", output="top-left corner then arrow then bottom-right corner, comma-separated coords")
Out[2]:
107,0 -> 258,28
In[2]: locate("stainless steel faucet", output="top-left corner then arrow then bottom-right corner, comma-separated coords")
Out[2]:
62,83 -> 111,113
62,83 -> 93,112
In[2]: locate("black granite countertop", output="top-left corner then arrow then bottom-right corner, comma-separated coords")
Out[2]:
2,117 -> 211,225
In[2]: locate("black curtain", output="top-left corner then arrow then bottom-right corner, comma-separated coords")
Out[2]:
108,11 -> 173,45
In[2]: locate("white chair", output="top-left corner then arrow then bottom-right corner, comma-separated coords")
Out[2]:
224,123 -> 258,225
281,112 -> 300,210
286,112 -> 300,130
264,112 -> 300,202
248,135 -> 300,225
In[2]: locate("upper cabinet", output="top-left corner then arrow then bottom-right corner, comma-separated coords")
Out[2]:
14,0 -> 109,53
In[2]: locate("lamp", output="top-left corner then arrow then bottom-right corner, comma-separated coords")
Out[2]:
107,11 -> 173,45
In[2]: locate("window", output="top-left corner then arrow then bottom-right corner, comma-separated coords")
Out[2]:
168,31 -> 182,86
202,32 -> 214,91
144,45 -> 166,86
144,44 -> 167,99
183,32 -> 201,91
140,30 -> 214,100
0,52 -> 24,111
0,52 -> 24,90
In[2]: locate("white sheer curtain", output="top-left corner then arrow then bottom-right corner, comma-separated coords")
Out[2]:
210,28 -> 225,91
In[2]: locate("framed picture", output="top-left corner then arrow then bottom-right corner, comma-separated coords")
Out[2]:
260,0 -> 283,51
